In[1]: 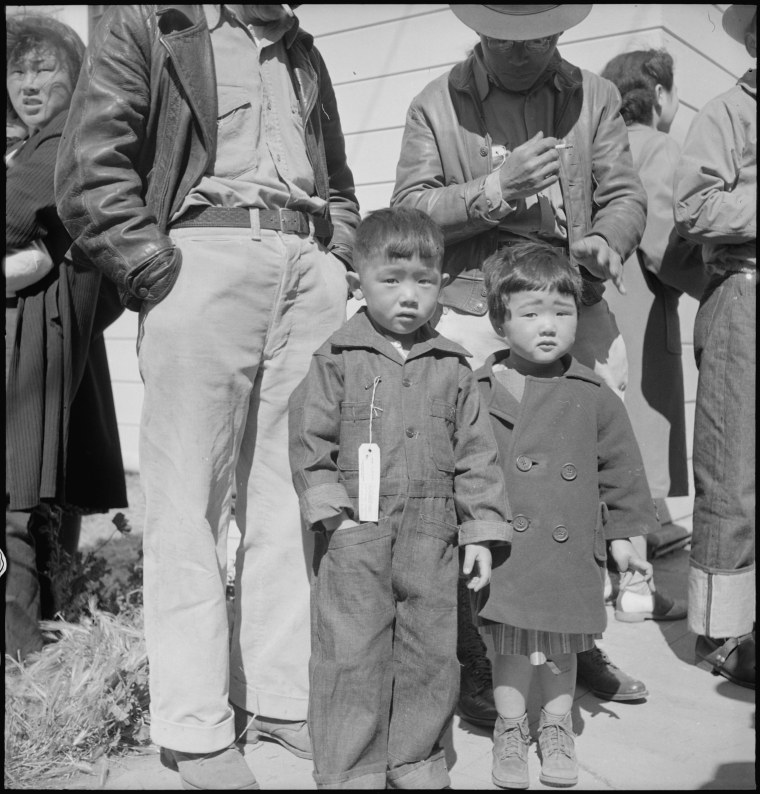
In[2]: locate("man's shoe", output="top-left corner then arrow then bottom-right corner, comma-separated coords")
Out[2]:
695,632 -> 755,690
537,709 -> 577,787
160,746 -> 259,790
614,574 -> 686,623
234,706 -> 312,759
576,646 -> 648,701
457,578 -> 497,728
492,713 -> 531,789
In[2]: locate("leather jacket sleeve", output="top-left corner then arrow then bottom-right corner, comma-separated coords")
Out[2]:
55,6 -> 181,312
391,91 -> 502,247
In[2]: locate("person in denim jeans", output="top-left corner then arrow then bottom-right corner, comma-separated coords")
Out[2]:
289,207 -> 512,789
673,5 -> 756,690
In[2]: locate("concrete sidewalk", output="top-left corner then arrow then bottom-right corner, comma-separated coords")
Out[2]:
66,546 -> 755,790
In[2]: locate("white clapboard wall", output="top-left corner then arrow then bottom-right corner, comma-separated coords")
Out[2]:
88,5 -> 749,532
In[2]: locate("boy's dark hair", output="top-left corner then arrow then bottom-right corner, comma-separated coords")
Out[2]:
353,207 -> 444,271
601,49 -> 675,127
483,242 -> 583,329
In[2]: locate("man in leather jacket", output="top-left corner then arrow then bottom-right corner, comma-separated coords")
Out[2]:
391,4 -> 650,727
56,5 -> 359,789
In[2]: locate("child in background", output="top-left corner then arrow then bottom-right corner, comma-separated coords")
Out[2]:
473,242 -> 656,789
288,206 -> 512,789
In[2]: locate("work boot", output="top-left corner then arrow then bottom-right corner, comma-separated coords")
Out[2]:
233,705 -> 312,759
576,645 -> 648,701
160,746 -> 259,790
492,713 -> 530,789
695,632 -> 755,689
537,709 -> 577,787
457,577 -> 497,727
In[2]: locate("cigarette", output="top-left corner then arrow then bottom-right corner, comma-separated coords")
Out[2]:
554,142 -> 573,149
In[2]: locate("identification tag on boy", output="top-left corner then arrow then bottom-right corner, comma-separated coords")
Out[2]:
358,443 -> 380,522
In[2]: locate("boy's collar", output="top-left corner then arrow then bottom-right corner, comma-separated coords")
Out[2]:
331,307 -> 472,360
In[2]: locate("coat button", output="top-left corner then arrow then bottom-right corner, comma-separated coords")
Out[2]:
480,146 -> 488,156
516,455 -> 532,472
513,515 -> 530,532
561,463 -> 577,481
402,378 -> 411,387
137,286 -> 149,298
552,525 -> 569,543
406,428 -> 415,438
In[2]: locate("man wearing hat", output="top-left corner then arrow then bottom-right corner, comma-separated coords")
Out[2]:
56,4 -> 359,789
391,4 -> 650,729
674,4 -> 756,690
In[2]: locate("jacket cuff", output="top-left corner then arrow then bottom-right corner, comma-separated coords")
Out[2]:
458,520 -> 512,547
124,247 -> 182,311
298,482 -> 354,529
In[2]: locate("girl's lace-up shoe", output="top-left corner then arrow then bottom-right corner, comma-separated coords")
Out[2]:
492,712 -> 531,789
537,709 -> 578,787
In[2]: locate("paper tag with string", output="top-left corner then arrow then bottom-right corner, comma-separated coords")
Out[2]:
358,376 -> 382,522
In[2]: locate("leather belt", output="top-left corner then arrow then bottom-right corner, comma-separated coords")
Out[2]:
170,206 -> 331,237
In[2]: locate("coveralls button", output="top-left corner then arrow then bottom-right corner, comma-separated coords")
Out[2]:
552,525 -> 569,543
561,463 -> 577,481
513,515 -> 530,532
516,455 -> 532,472
402,378 -> 411,387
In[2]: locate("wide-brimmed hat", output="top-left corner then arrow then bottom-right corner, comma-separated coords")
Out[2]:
722,5 -> 756,44
449,4 -> 591,40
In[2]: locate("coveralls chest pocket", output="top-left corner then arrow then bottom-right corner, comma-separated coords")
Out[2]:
213,86 -> 259,179
428,399 -> 457,473
337,401 -> 381,473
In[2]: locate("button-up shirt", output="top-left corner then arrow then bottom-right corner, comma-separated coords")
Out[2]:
288,308 -> 512,547
175,4 -> 326,218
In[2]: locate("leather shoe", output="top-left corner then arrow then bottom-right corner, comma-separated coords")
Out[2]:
234,706 -> 312,759
695,632 -> 755,689
576,645 -> 648,701
160,746 -> 259,790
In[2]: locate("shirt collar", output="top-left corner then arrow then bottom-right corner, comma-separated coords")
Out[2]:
206,5 -> 299,46
330,307 -> 472,361
476,349 -> 601,386
472,43 -> 568,100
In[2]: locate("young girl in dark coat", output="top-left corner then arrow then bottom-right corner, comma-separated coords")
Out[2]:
473,242 -> 657,789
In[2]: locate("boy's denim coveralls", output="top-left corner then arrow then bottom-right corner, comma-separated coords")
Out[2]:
289,308 -> 511,789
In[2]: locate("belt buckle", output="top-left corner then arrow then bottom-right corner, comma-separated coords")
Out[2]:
278,208 -> 305,234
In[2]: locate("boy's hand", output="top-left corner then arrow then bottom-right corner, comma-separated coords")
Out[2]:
321,511 -> 360,534
609,539 -> 653,580
462,544 -> 492,591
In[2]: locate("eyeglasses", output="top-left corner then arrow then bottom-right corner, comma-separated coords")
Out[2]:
484,35 -> 557,53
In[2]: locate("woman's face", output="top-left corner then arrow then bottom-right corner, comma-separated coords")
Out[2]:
7,46 -> 74,134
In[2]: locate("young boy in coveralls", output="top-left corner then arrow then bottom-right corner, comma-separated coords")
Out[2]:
288,207 -> 512,789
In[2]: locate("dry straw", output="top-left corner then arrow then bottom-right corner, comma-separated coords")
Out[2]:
4,599 -> 150,789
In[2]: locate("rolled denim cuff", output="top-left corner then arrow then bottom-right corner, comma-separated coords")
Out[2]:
458,520 -> 512,547
298,483 -> 353,529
